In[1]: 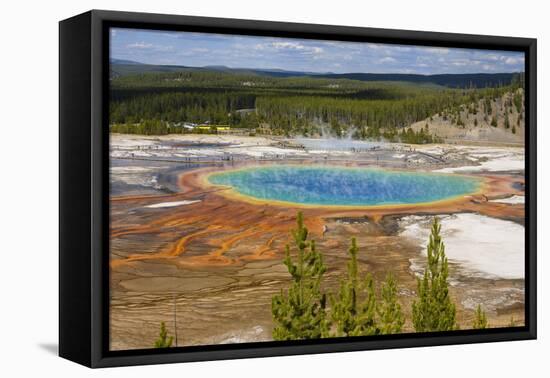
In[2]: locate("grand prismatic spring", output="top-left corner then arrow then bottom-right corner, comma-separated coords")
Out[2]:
207,166 -> 483,207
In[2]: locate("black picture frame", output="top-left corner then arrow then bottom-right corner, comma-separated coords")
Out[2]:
59,9 -> 537,368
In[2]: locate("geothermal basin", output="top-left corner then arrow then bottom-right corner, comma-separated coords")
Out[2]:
109,135 -> 525,350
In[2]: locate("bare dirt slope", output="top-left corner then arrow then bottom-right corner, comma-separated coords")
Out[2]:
410,89 -> 525,145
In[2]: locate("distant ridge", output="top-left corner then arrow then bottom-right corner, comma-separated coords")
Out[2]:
316,72 -> 519,88
110,60 -> 521,88
110,58 -> 143,65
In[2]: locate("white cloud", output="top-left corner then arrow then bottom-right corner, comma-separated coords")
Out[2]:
483,53 -> 501,61
272,41 -> 306,50
425,47 -> 450,55
160,33 -> 179,38
478,53 -> 523,67
391,45 -> 412,52
505,56 -> 524,65
254,41 -> 324,55
127,42 -> 153,49
311,47 -> 324,54
449,59 -> 475,67
379,56 -> 397,63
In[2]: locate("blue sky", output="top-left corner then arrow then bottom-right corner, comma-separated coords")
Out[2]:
110,28 -> 524,75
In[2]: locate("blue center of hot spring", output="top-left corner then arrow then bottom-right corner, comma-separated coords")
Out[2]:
208,166 -> 481,206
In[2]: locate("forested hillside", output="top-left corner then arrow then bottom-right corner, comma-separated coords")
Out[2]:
109,68 -> 524,143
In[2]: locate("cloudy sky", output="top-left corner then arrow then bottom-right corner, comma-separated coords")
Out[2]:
110,28 -> 524,75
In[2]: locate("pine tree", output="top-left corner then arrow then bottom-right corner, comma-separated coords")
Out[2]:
377,273 -> 405,334
412,217 -> 457,332
272,212 -> 327,340
154,321 -> 173,348
472,304 -> 488,329
491,116 -> 498,127
349,273 -> 378,336
330,237 -> 360,336
505,112 -> 510,129
330,238 -> 378,337
485,98 -> 492,115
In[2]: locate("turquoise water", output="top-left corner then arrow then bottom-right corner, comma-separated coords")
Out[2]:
208,166 -> 481,206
